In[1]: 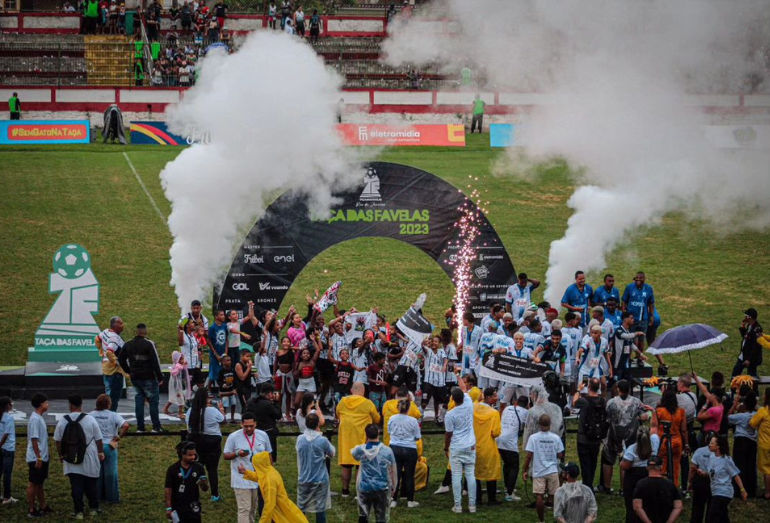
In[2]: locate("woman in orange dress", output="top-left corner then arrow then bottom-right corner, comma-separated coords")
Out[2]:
651,388 -> 689,488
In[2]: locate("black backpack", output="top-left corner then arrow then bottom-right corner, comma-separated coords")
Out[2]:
584,398 -> 609,441
61,413 -> 89,464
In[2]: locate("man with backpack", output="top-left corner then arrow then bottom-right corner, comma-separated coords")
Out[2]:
53,395 -> 105,519
573,378 -> 608,491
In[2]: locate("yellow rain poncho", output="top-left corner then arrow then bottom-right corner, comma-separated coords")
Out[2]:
336,394 -> 381,465
242,451 -> 308,523
447,386 -> 481,410
473,402 -> 502,481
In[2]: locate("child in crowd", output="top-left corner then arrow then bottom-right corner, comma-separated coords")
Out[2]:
334,348 -> 355,407
164,351 -> 191,419
218,355 -> 237,423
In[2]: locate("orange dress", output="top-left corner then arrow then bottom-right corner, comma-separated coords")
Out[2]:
656,407 -> 685,487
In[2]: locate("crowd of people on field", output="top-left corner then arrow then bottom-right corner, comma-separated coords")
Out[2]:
1,268 -> 769,522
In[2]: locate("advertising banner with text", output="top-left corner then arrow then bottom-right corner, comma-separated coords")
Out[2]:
0,120 -> 89,145
337,124 -> 466,146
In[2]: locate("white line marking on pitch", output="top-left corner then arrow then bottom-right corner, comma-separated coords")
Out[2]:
123,152 -> 166,224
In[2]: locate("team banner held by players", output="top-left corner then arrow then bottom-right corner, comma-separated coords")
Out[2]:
337,124 -> 466,146
0,120 -> 89,145
479,352 -> 550,387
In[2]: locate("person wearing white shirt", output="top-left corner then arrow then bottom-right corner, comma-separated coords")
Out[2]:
523,413 -> 565,523
505,273 -> 540,320
97,316 -> 125,411
89,394 -> 129,503
388,399 -> 422,508
53,395 -> 105,518
458,314 -> 482,378
444,385 -> 477,513
497,396 -> 528,501
223,413 -> 272,523
25,394 -> 51,518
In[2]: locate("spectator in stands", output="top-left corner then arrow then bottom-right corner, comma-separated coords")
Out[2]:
294,5 -> 305,37
146,8 -> 160,41
98,0 -> 108,34
470,94 -> 485,133
309,9 -> 321,43
214,1 -> 228,30
268,1 -> 277,30
63,1 -> 77,13
134,58 -> 144,87
207,17 -> 220,42
8,92 -> 21,120
117,3 -> 126,34
83,0 -> 100,34
181,2 -> 193,33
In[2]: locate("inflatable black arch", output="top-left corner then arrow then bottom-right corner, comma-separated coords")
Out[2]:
216,162 -> 516,318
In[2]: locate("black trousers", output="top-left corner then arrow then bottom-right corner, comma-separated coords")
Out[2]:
391,445 -> 417,501
475,479 -> 498,504
499,449 -> 519,495
471,114 -> 483,133
705,495 -> 731,523
690,474 -> 711,523
623,467 -> 647,523
67,473 -> 98,514
733,437 -> 757,497
577,442 -> 600,488
196,435 -> 222,497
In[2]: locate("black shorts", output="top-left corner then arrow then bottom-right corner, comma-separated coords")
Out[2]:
422,382 -> 447,403
391,365 -> 417,390
28,460 -> 49,485
646,325 -> 658,345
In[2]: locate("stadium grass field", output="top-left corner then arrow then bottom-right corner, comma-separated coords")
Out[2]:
1,133 -> 770,521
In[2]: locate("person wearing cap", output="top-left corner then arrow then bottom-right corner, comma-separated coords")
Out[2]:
590,306 -> 615,342
592,274 -> 620,308
553,462 -> 597,523
505,273 -> 540,321
632,454 -> 682,523
732,308 -> 763,378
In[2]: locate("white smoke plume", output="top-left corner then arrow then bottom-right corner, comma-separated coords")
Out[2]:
382,0 -> 770,306
161,31 -> 363,312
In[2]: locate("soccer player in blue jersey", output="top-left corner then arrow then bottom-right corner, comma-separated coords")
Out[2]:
561,271 -> 594,329
621,272 -> 666,372
592,274 -> 620,308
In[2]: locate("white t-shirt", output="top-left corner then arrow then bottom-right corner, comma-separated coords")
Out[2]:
329,332 -> 348,361
497,405 -> 528,451
98,329 -> 124,364
89,409 -> 126,441
53,412 -> 104,478
388,413 -> 421,449
525,430 -> 564,478
255,352 -> 272,384
180,331 -> 200,369
444,394 -> 476,451
186,406 -> 225,436
26,411 -> 49,462
227,321 -> 242,348
223,428 -> 272,489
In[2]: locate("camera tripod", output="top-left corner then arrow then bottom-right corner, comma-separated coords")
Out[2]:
657,421 -> 675,482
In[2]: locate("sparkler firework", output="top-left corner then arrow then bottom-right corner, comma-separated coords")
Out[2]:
448,176 -> 489,344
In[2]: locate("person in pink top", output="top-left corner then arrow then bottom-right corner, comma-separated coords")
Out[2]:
694,372 -> 725,436
287,312 -> 308,349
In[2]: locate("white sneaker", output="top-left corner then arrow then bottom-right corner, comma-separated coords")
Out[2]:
434,485 -> 450,495
452,505 -> 462,514
504,493 -> 521,501
407,501 -> 419,508
1,497 -> 18,505
468,505 -> 477,513
390,500 -> 397,508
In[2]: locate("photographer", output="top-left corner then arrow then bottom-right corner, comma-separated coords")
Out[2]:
573,378 -> 607,491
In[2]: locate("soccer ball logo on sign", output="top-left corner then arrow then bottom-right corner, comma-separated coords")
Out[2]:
52,244 -> 91,279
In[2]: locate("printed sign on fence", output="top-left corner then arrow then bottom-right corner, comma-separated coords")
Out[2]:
129,121 -> 210,145
479,352 -> 549,387
337,124 -> 466,146
0,120 -> 89,145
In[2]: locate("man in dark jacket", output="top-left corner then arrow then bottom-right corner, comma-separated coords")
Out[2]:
732,308 -> 763,378
118,323 -> 164,432
245,384 -> 282,462
573,378 -> 607,492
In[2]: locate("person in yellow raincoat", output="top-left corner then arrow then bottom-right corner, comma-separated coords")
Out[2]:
238,451 -> 308,523
336,382 -> 381,495
435,376 -> 481,494
474,386 -> 502,505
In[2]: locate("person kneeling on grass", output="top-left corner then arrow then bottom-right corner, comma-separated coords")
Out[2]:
523,413 -> 565,523
239,451 -> 308,523
165,441 -> 208,522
